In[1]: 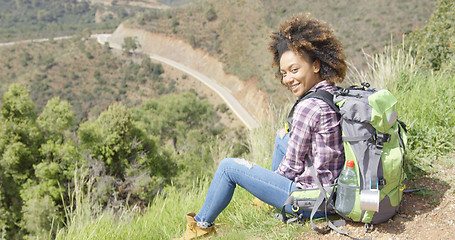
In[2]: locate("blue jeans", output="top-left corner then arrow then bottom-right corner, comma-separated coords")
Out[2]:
271,130 -> 290,171
194,131 -> 321,225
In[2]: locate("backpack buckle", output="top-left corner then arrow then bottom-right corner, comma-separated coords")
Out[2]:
340,88 -> 350,96
292,199 -> 300,213
361,82 -> 371,89
373,132 -> 390,148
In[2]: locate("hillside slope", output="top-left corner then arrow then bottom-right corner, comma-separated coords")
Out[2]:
108,23 -> 269,121
125,0 -> 436,105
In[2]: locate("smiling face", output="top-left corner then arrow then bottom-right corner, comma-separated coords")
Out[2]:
279,50 -> 322,98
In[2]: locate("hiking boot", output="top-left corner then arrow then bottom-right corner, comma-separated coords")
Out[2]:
173,212 -> 216,240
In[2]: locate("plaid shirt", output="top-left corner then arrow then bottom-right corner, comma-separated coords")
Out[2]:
276,81 -> 345,189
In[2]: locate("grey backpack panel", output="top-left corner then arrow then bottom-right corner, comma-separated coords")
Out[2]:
370,195 -> 399,224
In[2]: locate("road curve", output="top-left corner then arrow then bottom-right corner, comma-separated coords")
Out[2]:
0,34 -> 260,130
93,34 -> 260,130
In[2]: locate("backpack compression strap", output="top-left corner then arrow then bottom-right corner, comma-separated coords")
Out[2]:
307,159 -> 370,240
279,158 -> 337,233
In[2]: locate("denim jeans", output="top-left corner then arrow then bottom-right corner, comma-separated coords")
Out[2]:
271,130 -> 290,171
194,131 -> 322,225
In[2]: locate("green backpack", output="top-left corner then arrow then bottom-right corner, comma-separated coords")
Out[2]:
280,83 -> 407,238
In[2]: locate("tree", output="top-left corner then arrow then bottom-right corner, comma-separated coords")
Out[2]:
0,84 -> 42,239
78,103 -> 175,207
37,97 -> 75,139
205,5 -> 217,22
21,195 -> 60,238
0,84 -> 41,182
21,97 -> 80,239
132,91 -> 229,183
133,92 -> 218,150
79,103 -> 134,176
0,86 -> 80,239
122,36 -> 141,56
406,0 -> 454,70
1,83 -> 36,121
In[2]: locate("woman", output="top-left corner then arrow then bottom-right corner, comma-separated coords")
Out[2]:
174,13 -> 347,240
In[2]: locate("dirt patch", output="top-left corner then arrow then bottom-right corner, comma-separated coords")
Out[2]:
300,166 -> 455,240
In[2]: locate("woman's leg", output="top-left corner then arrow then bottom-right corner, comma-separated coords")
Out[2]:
271,130 -> 289,171
195,158 -> 298,225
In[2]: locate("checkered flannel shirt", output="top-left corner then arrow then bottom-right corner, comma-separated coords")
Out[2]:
276,81 -> 345,189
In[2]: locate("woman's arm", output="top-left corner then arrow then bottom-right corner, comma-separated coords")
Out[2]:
276,100 -> 320,180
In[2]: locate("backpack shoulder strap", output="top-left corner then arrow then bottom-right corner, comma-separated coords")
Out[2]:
303,90 -> 340,114
286,89 -> 340,132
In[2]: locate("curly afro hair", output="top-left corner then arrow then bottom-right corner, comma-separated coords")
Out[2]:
269,13 -> 347,84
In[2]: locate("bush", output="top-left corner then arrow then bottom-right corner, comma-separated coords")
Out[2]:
121,37 -> 140,55
216,103 -> 229,113
205,5 -> 217,22
22,195 -> 62,239
405,0 -> 454,70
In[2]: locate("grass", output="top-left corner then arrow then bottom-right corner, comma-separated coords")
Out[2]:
55,176 -> 312,239
348,44 -> 455,174
395,68 -> 454,169
55,101 -> 310,239
55,46 -> 455,239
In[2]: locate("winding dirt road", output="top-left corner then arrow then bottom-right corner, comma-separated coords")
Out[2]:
0,36 -> 72,47
0,34 -> 260,130
94,34 -> 260,130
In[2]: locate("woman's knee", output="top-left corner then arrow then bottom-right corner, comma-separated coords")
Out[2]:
274,131 -> 282,144
277,128 -> 287,139
217,158 -> 236,172
218,158 -> 254,170
218,158 -> 235,168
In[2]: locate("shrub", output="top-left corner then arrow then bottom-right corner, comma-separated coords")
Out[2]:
405,0 -> 454,70
121,37 -> 140,55
205,5 -> 217,22
21,195 -> 62,239
216,103 -> 229,113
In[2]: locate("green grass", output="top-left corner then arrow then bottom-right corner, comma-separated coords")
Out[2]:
349,45 -> 455,173
55,177 -> 210,239
55,176 -> 312,239
55,103 -> 311,239
55,46 -> 455,239
395,68 -> 454,169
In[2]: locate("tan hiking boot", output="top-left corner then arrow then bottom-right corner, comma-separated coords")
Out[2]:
173,212 -> 216,240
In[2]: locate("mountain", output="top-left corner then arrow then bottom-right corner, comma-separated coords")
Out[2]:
0,0 -> 437,122
122,0 -> 437,105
